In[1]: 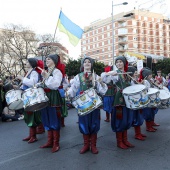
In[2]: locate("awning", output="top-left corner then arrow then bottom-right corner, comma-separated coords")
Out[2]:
125,52 -> 146,60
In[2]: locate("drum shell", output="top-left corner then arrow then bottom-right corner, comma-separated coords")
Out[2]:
158,89 -> 170,109
72,88 -> 103,116
147,88 -> 161,108
5,89 -> 23,110
123,84 -> 149,110
22,87 -> 49,112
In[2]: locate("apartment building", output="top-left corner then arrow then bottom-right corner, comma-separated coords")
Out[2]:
81,9 -> 170,65
38,42 -> 69,64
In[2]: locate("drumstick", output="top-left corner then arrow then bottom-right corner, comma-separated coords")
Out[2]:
106,72 -> 132,76
117,72 -> 132,75
126,74 -> 139,84
37,67 -> 43,71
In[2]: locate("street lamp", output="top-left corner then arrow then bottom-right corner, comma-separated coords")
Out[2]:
112,1 -> 128,70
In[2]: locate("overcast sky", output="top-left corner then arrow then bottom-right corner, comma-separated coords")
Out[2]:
0,0 -> 169,59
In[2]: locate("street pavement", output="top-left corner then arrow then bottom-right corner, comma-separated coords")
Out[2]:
0,108 -> 170,170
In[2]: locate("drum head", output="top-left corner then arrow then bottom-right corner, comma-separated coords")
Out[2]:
147,88 -> 159,95
123,84 -> 145,95
159,90 -> 170,100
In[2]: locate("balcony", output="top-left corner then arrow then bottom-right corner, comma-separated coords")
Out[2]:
118,23 -> 127,28
118,39 -> 127,44
118,48 -> 128,52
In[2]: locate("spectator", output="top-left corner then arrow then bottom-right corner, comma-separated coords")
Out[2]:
165,75 -> 170,91
1,106 -> 24,122
155,70 -> 165,86
0,78 -> 6,117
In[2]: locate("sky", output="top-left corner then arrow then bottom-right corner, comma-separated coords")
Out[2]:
0,0 -> 170,59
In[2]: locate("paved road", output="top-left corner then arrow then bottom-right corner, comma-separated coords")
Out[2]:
0,108 -> 170,170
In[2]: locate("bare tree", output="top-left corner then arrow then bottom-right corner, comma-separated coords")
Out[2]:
0,24 -> 39,77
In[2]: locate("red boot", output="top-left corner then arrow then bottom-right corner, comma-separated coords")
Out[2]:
40,130 -> 53,148
79,134 -> 90,154
152,122 -> 160,126
134,126 -> 145,141
22,128 -> 31,141
116,132 -> 128,149
36,124 -> 45,134
123,130 -> 135,148
91,134 -> 98,154
145,121 -> 156,132
28,127 -> 38,143
104,112 -> 110,122
61,117 -> 65,127
51,130 -> 60,153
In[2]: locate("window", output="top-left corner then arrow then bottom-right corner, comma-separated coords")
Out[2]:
108,40 -> 110,44
133,43 -> 138,48
102,42 -> 104,46
83,47 -> 86,51
132,20 -> 136,25
107,25 -> 110,30
133,29 -> 136,33
107,32 -> 110,37
144,17 -> 147,21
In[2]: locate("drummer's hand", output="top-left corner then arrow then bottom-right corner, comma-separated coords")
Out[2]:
16,75 -> 23,81
13,85 -> 19,89
41,69 -> 48,78
109,71 -> 117,76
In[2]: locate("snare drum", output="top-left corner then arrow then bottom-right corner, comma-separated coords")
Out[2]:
123,84 -> 149,110
5,89 -> 23,110
158,89 -> 170,109
72,88 -> 102,116
22,87 -> 49,111
147,88 -> 161,107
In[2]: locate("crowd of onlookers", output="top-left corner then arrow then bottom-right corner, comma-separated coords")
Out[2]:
0,76 -> 24,122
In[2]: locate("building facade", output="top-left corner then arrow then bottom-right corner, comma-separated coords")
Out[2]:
81,9 -> 170,65
38,42 -> 69,64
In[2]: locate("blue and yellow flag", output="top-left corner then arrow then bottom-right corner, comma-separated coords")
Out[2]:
57,11 -> 84,46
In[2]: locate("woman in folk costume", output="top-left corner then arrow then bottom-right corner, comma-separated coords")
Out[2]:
16,58 -> 44,143
103,56 -> 134,149
56,57 -> 68,127
139,68 -> 159,132
67,56 -> 108,154
127,66 -> 146,141
40,54 -> 63,153
101,66 -> 115,122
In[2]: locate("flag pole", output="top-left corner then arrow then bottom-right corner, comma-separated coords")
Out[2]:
53,8 -> 62,42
